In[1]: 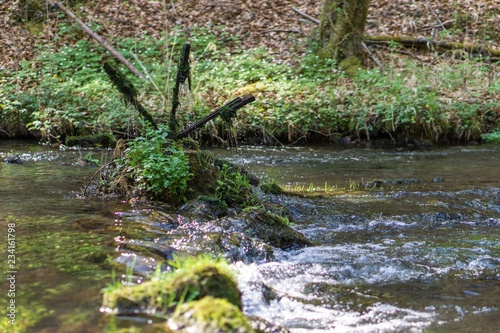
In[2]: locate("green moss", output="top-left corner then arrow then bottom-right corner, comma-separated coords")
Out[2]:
260,183 -> 283,195
65,132 -> 116,147
339,56 -> 361,75
168,296 -> 254,333
102,255 -> 241,313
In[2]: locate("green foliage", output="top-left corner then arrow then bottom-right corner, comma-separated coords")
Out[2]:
0,78 -> 31,137
482,129 -> 500,143
125,124 -> 192,198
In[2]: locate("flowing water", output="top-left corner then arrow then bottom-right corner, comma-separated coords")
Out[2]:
0,142 -> 499,333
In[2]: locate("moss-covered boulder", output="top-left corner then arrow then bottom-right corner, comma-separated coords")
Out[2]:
102,256 -> 241,314
167,296 -> 254,333
229,208 -> 312,250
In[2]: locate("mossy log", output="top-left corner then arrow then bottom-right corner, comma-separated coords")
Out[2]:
176,95 -> 256,139
292,8 -> 500,61
365,35 -> 500,58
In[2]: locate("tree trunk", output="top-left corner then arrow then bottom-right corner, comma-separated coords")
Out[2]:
318,0 -> 370,67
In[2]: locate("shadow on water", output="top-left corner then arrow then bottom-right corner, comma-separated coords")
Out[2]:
0,141 -> 499,332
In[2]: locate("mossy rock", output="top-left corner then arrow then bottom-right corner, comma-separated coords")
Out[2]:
237,208 -> 312,250
179,196 -> 229,220
167,296 -> 254,333
170,264 -> 242,309
260,183 -> 283,195
102,256 -> 241,313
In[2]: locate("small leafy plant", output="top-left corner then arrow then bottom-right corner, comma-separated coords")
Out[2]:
125,124 -> 192,198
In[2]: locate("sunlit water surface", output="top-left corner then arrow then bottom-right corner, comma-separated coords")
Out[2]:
0,142 -> 499,333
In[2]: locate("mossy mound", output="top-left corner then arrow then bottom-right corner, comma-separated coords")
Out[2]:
102,255 -> 241,313
167,296 -> 254,333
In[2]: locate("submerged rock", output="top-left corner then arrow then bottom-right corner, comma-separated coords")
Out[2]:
229,208 -> 312,250
4,154 -> 23,164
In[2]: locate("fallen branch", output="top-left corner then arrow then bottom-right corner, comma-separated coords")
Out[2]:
45,0 -> 146,80
83,161 -> 115,196
176,95 -> 256,139
364,35 -> 500,58
424,2 -> 446,31
292,6 -> 319,24
361,42 -> 383,69
264,29 -> 302,34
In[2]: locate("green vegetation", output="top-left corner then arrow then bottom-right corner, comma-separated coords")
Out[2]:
215,163 -> 257,208
481,129 -> 500,143
124,124 -> 192,198
1,21 -> 498,144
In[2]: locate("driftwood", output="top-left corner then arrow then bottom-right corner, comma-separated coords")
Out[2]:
176,95 -> 256,139
44,0 -> 146,80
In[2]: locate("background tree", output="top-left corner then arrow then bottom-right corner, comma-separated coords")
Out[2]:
318,0 -> 370,71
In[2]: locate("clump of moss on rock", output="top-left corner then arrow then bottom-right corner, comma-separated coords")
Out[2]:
239,207 -> 312,249
167,296 -> 254,333
102,255 -> 241,314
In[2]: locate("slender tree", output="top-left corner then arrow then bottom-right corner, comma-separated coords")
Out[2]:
318,0 -> 370,67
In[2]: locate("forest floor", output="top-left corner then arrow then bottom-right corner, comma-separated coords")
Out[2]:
1,0 -> 499,70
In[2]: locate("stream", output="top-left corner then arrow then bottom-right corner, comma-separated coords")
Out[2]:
0,141 -> 499,333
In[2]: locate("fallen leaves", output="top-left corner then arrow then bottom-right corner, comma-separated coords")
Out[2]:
0,0 -> 498,70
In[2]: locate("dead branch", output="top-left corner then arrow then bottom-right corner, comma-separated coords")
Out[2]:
169,43 -> 191,135
291,6 -> 319,24
44,0 -> 146,80
361,42 -> 383,69
424,3 -> 446,31
176,95 -> 256,139
264,29 -> 302,34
